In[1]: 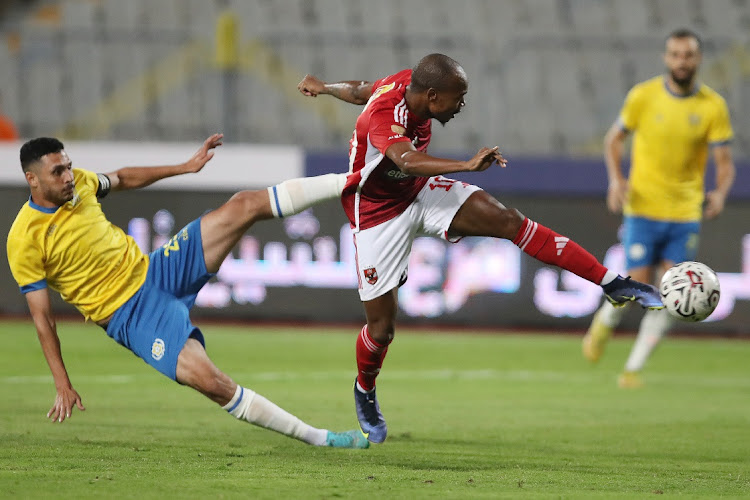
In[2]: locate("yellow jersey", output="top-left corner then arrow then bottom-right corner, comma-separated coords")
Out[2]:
6,168 -> 149,322
620,76 -> 733,221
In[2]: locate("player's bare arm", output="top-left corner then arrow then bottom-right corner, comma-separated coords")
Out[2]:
704,144 -> 735,219
105,133 -> 223,191
603,122 -> 629,213
385,141 -> 506,177
297,74 -> 373,105
25,288 -> 85,423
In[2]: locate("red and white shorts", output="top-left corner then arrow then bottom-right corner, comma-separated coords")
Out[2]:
353,176 -> 482,301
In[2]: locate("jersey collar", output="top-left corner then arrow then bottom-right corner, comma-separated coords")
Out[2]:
28,196 -> 60,213
663,77 -> 699,98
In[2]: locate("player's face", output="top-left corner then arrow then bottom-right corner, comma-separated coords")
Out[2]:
664,36 -> 701,87
428,75 -> 468,125
27,151 -> 75,206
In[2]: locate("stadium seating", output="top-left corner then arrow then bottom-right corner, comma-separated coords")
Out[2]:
0,0 -> 747,156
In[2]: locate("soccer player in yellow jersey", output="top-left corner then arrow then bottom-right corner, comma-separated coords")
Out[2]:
6,134 -> 369,449
582,29 -> 736,387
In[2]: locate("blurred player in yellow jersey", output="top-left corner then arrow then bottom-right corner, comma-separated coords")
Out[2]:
582,29 -> 736,387
6,134 -> 368,448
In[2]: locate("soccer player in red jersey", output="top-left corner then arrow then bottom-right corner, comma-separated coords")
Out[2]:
298,53 -> 664,443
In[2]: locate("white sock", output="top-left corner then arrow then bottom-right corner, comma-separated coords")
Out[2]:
267,173 -> 347,218
599,270 -> 619,286
222,385 -> 328,446
355,381 -> 374,394
596,300 -> 628,328
624,309 -> 672,372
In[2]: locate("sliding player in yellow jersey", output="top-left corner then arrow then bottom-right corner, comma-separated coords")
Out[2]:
583,29 -> 736,387
7,134 -> 368,448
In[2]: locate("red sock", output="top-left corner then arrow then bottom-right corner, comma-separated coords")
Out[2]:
513,217 -> 607,284
356,325 -> 389,392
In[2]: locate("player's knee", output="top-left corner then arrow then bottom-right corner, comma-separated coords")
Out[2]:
226,190 -> 271,223
367,320 -> 395,345
497,207 -> 524,239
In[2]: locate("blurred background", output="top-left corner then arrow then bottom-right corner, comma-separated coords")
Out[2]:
0,0 -> 748,333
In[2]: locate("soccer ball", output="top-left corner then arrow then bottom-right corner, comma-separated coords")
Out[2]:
659,261 -> 720,322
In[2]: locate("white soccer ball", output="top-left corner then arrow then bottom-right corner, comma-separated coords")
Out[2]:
659,261 -> 721,322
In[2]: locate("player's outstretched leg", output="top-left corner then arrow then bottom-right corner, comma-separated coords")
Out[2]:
447,193 -> 664,310
177,338 -> 368,449
222,385 -> 368,448
200,173 -> 347,274
353,379 -> 387,443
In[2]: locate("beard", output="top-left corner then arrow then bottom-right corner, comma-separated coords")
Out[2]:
670,68 -> 696,88
45,186 -> 74,206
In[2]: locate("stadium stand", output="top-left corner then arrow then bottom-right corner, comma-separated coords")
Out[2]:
0,0 -> 747,156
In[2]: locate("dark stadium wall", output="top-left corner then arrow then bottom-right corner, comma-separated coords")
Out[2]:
1,172 -> 748,334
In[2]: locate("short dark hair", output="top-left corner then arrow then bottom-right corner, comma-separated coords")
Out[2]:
411,53 -> 466,92
20,137 -> 64,172
666,28 -> 702,51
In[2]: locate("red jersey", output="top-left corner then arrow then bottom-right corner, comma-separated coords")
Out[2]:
342,69 -> 431,231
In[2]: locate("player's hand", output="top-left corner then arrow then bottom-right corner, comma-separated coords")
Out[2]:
465,147 -> 507,172
297,74 -> 327,97
184,133 -> 223,173
704,189 -> 726,219
606,178 -> 628,213
47,386 -> 85,423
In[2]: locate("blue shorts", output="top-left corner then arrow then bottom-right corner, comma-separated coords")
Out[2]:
622,215 -> 700,271
104,218 -> 214,380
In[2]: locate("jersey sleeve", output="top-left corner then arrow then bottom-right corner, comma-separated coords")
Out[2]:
708,96 -> 734,145
370,76 -> 388,95
74,168 -> 99,191
7,234 -> 47,293
618,84 -> 646,132
367,103 -> 413,155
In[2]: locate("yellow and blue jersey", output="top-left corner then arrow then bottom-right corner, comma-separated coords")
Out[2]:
6,168 -> 148,322
619,76 -> 733,222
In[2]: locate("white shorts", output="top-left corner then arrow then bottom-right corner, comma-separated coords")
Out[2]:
353,176 -> 482,301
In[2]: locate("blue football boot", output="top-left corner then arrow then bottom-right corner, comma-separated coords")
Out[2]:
353,380 -> 387,443
602,276 -> 664,310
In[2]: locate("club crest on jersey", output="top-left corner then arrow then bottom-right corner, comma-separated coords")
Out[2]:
151,338 -> 165,361
364,267 -> 378,285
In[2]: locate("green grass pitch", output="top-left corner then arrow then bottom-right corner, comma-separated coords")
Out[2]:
1,320 -> 748,499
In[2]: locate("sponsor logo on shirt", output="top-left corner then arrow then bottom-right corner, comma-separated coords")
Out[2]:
385,168 -> 409,180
